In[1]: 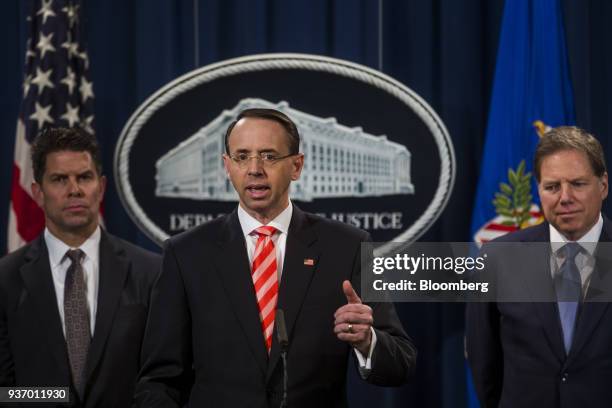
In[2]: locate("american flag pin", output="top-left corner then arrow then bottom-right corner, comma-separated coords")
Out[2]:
303,258 -> 315,266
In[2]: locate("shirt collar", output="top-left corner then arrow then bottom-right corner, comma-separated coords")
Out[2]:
44,226 -> 102,267
549,213 -> 603,256
237,201 -> 293,237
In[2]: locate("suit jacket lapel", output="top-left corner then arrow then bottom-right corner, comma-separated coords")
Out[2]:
568,302 -> 609,364
212,211 -> 269,376
19,237 -> 70,375
84,231 -> 129,383
567,217 -> 612,361
267,206 -> 319,382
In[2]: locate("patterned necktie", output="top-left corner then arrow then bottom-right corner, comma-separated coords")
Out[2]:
555,243 -> 582,353
64,249 -> 91,398
251,226 -> 279,353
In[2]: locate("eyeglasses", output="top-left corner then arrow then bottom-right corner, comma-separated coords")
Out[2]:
228,152 -> 296,167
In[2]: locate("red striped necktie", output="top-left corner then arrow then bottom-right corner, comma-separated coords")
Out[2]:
251,226 -> 279,353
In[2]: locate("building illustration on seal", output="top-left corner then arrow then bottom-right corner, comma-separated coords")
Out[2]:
155,98 -> 414,201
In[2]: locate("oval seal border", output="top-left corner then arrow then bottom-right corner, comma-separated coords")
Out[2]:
114,53 -> 456,250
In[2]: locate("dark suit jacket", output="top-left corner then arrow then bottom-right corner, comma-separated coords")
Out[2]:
0,230 -> 160,407
135,206 -> 416,408
466,218 -> 612,408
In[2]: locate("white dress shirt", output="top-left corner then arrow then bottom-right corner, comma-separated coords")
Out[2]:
549,213 -> 603,296
238,202 -> 291,279
44,226 -> 100,336
237,202 -> 376,370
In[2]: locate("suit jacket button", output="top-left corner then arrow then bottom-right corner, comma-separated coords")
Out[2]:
561,373 -> 568,382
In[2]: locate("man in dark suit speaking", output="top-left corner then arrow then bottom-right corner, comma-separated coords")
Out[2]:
466,126 -> 612,407
135,108 -> 416,407
0,127 -> 160,407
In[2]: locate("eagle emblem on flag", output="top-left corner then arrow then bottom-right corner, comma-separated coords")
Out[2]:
473,121 -> 554,244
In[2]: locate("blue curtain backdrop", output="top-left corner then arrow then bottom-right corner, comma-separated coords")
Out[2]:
1,1 -> 611,407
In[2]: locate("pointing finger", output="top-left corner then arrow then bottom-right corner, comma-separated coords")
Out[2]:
342,280 -> 361,304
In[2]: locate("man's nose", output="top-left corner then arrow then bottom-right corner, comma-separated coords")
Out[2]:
559,183 -> 574,204
246,156 -> 264,174
67,177 -> 83,196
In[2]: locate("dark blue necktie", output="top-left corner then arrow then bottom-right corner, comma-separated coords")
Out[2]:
555,243 -> 582,354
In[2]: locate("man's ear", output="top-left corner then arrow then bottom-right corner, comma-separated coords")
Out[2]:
600,172 -> 608,200
222,154 -> 231,176
291,153 -> 304,181
31,181 -> 44,207
99,174 -> 107,197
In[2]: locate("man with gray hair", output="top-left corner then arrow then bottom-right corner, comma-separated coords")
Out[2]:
467,126 -> 612,407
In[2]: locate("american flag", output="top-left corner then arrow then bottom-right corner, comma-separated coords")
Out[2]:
8,0 -> 95,252
473,205 -> 544,245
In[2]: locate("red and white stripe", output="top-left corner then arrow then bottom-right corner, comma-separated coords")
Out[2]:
251,226 -> 278,352
8,119 -> 45,252
473,205 -> 544,245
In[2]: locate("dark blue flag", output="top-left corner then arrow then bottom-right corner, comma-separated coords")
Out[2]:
470,0 -> 575,244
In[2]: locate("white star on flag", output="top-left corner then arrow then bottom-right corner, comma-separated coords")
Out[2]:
31,67 -> 55,95
23,75 -> 33,97
25,48 -> 36,61
25,40 -> 36,62
29,102 -> 54,128
62,4 -> 80,28
79,77 -> 94,102
78,51 -> 90,69
60,103 -> 80,127
81,115 -> 94,134
60,67 -> 76,94
36,32 -> 56,58
61,40 -> 79,58
36,0 -> 56,24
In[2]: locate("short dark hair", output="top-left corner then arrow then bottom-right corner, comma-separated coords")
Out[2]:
224,108 -> 300,155
31,127 -> 102,183
534,126 -> 607,182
